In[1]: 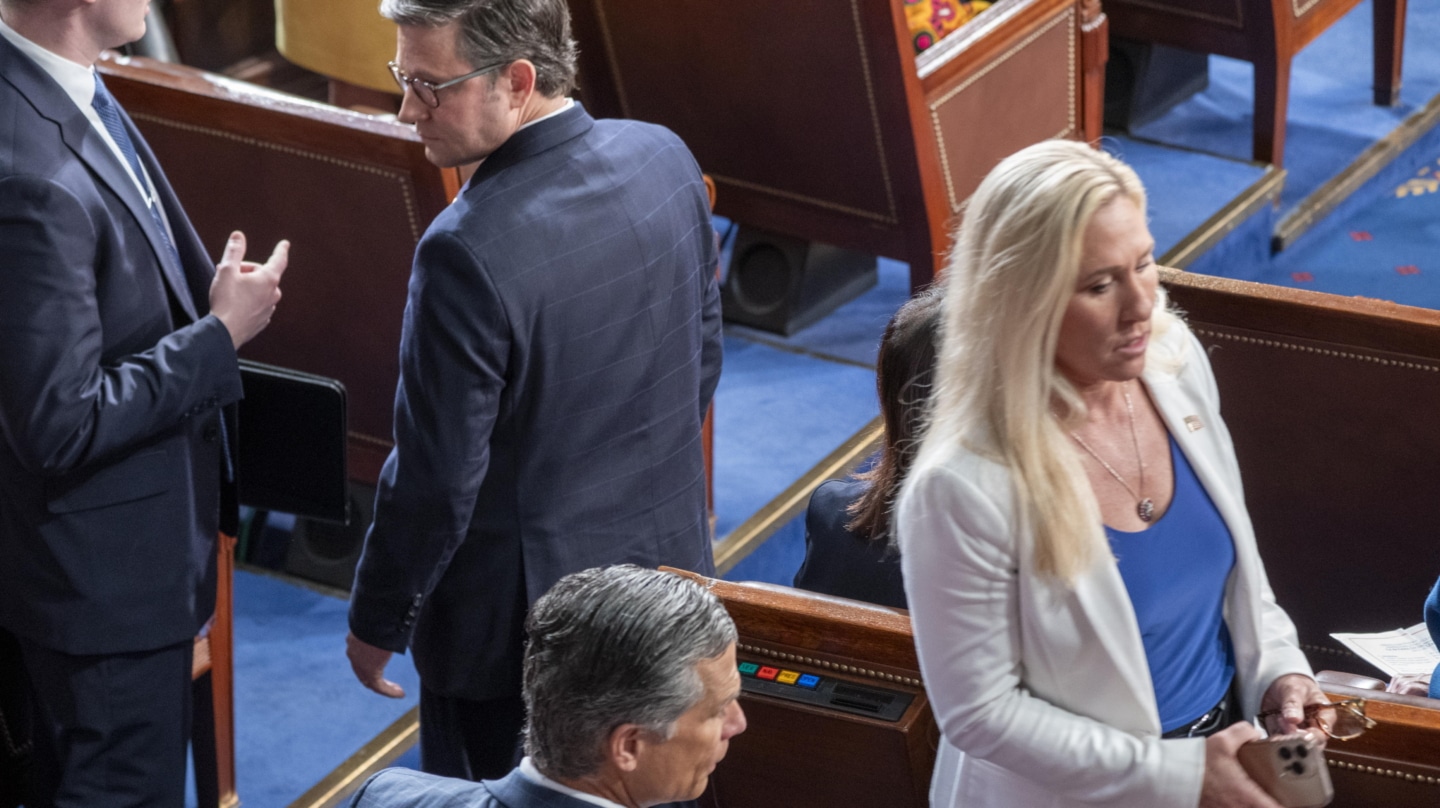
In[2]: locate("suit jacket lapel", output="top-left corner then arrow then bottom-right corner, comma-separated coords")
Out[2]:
1069,550 -> 1160,731
1144,368 -> 1247,561
93,92 -> 201,322
0,39 -> 199,322
123,103 -> 206,321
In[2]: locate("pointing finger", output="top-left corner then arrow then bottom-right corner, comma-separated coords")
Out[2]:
265,240 -> 291,277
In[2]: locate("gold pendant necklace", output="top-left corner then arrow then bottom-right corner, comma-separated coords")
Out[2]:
1071,385 -> 1154,523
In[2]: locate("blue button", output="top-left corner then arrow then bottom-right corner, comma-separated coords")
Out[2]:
796,673 -> 820,689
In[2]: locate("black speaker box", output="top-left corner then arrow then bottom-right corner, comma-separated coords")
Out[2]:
721,227 -> 877,336
283,482 -> 374,592
1104,38 -> 1209,131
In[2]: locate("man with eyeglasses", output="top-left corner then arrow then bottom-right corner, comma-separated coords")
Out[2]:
344,0 -> 723,788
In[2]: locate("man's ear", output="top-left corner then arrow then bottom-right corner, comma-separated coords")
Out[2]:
502,59 -> 538,107
606,723 -> 645,773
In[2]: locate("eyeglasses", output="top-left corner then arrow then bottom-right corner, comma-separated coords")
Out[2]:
1256,699 -> 1376,741
387,60 -> 509,108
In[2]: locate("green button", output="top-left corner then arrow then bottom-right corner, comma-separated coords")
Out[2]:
738,662 -> 759,676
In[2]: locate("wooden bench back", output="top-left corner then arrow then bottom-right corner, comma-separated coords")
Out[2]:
1164,270 -> 1440,667
99,53 -> 459,484
667,570 -> 935,808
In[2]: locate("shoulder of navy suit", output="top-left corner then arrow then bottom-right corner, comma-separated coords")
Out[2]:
0,38 -> 205,319
483,769 -> 602,808
464,101 -> 596,190
0,35 -> 77,133
349,768 -> 495,808
347,767 -> 601,808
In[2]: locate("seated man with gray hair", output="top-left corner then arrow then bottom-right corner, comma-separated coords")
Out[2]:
349,565 -> 746,807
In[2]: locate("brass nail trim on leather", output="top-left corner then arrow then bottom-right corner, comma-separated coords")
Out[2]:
1327,758 -> 1440,787
737,642 -> 923,688
1192,330 -> 1440,374
928,9 -> 1076,214
128,113 -> 425,244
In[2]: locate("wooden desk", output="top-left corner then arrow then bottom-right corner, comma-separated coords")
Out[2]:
570,0 -> 1106,289
1104,0 -> 1407,166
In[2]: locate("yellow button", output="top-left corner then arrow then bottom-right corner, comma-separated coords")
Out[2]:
776,670 -> 800,685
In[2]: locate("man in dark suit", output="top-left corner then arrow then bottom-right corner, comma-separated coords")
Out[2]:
345,0 -> 723,782
0,0 -> 288,802
348,566 -> 745,808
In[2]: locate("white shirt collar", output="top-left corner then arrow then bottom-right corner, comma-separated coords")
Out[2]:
0,14 -> 97,113
517,97 -> 574,132
518,756 -> 626,808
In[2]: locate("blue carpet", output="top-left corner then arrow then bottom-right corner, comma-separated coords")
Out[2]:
1270,145 -> 1440,302
1131,0 -> 1440,213
1102,135 -> 1270,257
218,571 -> 420,808
712,336 -> 879,538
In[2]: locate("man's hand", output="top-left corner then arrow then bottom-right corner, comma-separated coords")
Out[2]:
209,231 -> 288,349
1259,673 -> 1328,738
346,631 -> 405,698
1200,722 -> 1284,808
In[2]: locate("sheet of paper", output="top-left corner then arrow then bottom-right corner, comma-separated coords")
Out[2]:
1330,623 -> 1439,678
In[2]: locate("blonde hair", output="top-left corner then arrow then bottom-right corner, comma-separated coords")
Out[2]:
916,140 -> 1172,581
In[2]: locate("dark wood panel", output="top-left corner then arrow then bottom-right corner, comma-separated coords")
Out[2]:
1164,270 -> 1440,660
100,54 -> 457,485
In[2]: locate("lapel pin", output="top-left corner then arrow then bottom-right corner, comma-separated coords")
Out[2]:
1184,416 -> 1203,432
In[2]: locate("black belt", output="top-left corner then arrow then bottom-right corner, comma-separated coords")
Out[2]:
1162,685 -> 1238,739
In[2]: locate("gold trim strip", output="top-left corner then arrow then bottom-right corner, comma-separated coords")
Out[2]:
737,642 -> 922,688
929,9 -> 1077,214
1293,0 -> 1321,17
287,706 -> 420,808
590,1 -> 632,119
1191,329 -> 1440,373
714,417 -> 884,575
1274,89 -> 1440,250
1160,165 -> 1285,268
347,431 -> 395,450
129,113 -> 425,244
845,0 -> 900,222
711,174 -> 897,225
1327,758 -> 1440,786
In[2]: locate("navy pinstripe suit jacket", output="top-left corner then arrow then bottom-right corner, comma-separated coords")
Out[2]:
349,103 -> 722,700
349,768 -> 594,808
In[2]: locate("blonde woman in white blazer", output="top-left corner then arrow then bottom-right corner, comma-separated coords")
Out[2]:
897,141 -> 1326,808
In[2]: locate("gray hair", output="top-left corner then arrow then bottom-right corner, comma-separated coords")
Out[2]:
522,565 -> 737,780
379,0 -> 577,97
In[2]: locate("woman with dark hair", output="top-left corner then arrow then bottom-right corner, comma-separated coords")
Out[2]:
792,289 -> 943,608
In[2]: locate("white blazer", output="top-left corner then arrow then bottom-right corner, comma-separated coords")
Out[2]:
897,322 -> 1313,808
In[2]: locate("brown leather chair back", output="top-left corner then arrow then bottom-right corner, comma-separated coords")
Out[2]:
1165,270 -> 1440,669
98,53 -> 459,484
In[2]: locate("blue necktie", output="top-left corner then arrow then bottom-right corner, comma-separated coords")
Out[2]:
91,73 -> 181,268
91,72 -> 234,482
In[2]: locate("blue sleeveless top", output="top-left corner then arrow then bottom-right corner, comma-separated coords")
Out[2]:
1105,435 -> 1236,733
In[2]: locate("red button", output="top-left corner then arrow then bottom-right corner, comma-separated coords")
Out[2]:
756,666 -> 779,681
